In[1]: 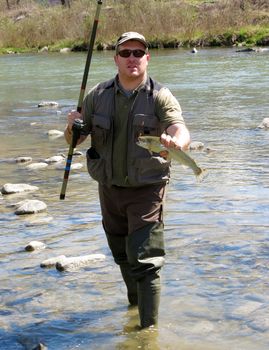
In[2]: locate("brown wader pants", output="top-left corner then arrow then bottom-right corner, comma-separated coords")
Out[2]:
98,183 -> 166,328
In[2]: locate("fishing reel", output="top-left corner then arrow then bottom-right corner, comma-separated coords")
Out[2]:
71,118 -> 85,148
72,118 -> 85,131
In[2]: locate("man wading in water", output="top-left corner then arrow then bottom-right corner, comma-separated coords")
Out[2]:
64,32 -> 190,329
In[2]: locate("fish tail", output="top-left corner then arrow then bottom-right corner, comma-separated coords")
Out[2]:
196,168 -> 208,182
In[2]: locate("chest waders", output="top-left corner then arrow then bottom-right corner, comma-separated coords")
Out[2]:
91,79 -> 168,328
100,184 -> 165,328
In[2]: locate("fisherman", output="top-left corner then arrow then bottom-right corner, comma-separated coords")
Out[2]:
64,31 -> 190,329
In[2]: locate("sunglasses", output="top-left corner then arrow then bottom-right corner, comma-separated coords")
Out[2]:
117,49 -> 147,58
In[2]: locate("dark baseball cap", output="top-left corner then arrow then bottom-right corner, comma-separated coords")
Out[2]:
115,32 -> 148,51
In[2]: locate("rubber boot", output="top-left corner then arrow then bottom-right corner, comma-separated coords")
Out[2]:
120,264 -> 138,306
126,222 -> 165,328
138,272 -> 161,328
105,231 -> 138,306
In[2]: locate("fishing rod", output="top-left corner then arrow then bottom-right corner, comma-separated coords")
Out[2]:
60,0 -> 103,200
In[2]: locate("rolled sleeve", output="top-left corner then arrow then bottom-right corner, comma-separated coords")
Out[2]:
155,87 -> 185,129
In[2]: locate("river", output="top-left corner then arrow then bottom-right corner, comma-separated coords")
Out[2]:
0,47 -> 268,350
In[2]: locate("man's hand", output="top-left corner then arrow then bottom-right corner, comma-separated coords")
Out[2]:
160,134 -> 182,150
160,123 -> 191,151
64,110 -> 87,146
66,110 -> 82,132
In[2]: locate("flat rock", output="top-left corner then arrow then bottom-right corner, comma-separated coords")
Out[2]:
56,254 -> 106,271
40,255 -> 67,268
47,129 -> 64,137
44,155 -> 65,163
15,199 -> 47,215
60,48 -> 71,53
1,183 -> 39,194
39,46 -> 49,53
55,162 -> 83,170
38,101 -> 58,108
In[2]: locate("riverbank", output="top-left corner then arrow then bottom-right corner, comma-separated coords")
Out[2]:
0,0 -> 269,54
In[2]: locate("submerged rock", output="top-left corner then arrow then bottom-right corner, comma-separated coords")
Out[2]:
25,162 -> 48,170
14,199 -> 47,215
25,241 -> 46,251
25,216 -> 53,227
1,183 -> 39,195
56,254 -> 106,271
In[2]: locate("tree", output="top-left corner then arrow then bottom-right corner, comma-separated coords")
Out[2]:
60,0 -> 71,8
6,0 -> 20,10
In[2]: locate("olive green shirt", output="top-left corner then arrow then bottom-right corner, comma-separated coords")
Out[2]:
82,75 -> 184,186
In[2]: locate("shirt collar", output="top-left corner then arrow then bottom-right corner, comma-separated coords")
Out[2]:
114,74 -> 148,96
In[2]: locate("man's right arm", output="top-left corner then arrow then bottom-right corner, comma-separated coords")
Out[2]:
64,86 -> 96,145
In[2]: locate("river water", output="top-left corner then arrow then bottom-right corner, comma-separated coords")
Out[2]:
0,48 -> 268,350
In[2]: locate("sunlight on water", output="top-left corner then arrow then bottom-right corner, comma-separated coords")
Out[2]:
0,48 -> 269,349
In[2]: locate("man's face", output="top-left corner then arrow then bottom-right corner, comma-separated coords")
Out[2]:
114,40 -> 150,81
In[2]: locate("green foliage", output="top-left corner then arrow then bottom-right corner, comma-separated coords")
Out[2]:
0,0 -> 268,52
237,26 -> 269,45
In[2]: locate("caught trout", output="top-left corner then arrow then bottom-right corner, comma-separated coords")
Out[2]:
137,136 -> 207,182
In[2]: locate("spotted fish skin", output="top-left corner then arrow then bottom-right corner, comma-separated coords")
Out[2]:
137,136 -> 207,182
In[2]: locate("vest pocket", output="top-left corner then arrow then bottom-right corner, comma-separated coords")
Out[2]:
133,157 -> 170,184
86,147 -> 107,183
133,114 -> 160,138
91,114 -> 111,147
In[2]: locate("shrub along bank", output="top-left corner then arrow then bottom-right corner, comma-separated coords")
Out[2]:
0,0 -> 268,53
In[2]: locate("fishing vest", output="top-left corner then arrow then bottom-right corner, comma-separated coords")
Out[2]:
86,76 -> 171,187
